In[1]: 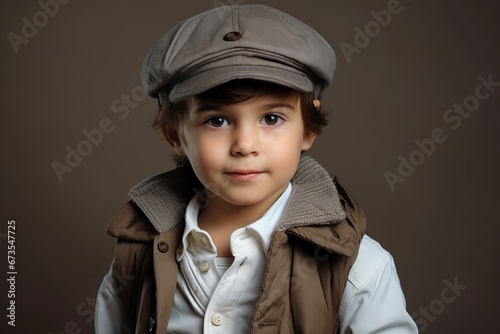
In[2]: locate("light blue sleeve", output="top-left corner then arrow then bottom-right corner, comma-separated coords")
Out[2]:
95,263 -> 132,334
339,236 -> 418,334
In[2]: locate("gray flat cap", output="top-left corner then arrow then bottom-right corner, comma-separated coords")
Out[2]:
141,4 -> 336,104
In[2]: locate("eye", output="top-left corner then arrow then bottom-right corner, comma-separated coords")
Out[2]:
204,116 -> 229,128
261,114 -> 283,126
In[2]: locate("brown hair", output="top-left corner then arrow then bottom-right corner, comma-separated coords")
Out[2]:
153,79 -> 328,164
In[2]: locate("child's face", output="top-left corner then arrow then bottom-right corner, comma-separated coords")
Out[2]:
176,93 -> 316,208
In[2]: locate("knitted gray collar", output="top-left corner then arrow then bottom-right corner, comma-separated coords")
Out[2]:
129,155 -> 346,233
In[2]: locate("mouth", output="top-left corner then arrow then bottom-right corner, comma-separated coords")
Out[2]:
224,170 -> 264,181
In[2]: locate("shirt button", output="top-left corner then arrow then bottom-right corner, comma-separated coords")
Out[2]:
199,261 -> 210,272
211,313 -> 223,326
198,237 -> 208,247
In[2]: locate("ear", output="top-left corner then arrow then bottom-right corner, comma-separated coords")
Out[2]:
172,141 -> 185,156
313,99 -> 321,110
301,99 -> 320,151
301,131 -> 316,151
162,127 -> 186,156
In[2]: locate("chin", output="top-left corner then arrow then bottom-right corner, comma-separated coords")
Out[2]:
225,197 -> 260,207
219,193 -> 267,207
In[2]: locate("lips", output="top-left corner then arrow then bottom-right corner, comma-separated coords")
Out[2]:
224,170 -> 264,181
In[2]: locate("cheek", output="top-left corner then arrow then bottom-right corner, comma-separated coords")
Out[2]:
197,145 -> 219,171
272,125 -> 307,153
273,148 -> 301,171
183,131 -> 224,175
268,138 -> 302,166
268,129 -> 304,171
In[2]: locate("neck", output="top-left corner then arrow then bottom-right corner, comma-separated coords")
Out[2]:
197,186 -> 287,257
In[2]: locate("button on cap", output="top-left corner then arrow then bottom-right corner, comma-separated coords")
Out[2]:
157,241 -> 169,253
211,313 -> 223,326
223,31 -> 241,41
199,261 -> 210,272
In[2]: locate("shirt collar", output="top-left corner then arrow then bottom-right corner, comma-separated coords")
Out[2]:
176,190 -> 208,261
176,183 -> 292,261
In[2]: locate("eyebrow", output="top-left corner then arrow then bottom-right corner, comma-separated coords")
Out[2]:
261,103 -> 297,111
194,102 -> 297,113
194,104 -> 223,113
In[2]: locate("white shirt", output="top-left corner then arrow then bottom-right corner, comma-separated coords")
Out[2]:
339,236 -> 417,333
167,183 -> 292,333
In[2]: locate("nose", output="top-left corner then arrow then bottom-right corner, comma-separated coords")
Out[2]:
230,124 -> 260,157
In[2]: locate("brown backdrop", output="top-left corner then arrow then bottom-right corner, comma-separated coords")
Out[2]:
1,0 -> 499,333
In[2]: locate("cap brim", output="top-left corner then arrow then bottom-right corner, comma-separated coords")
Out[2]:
168,65 -> 314,103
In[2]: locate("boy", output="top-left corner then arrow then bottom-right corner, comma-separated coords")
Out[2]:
96,4 -> 418,333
